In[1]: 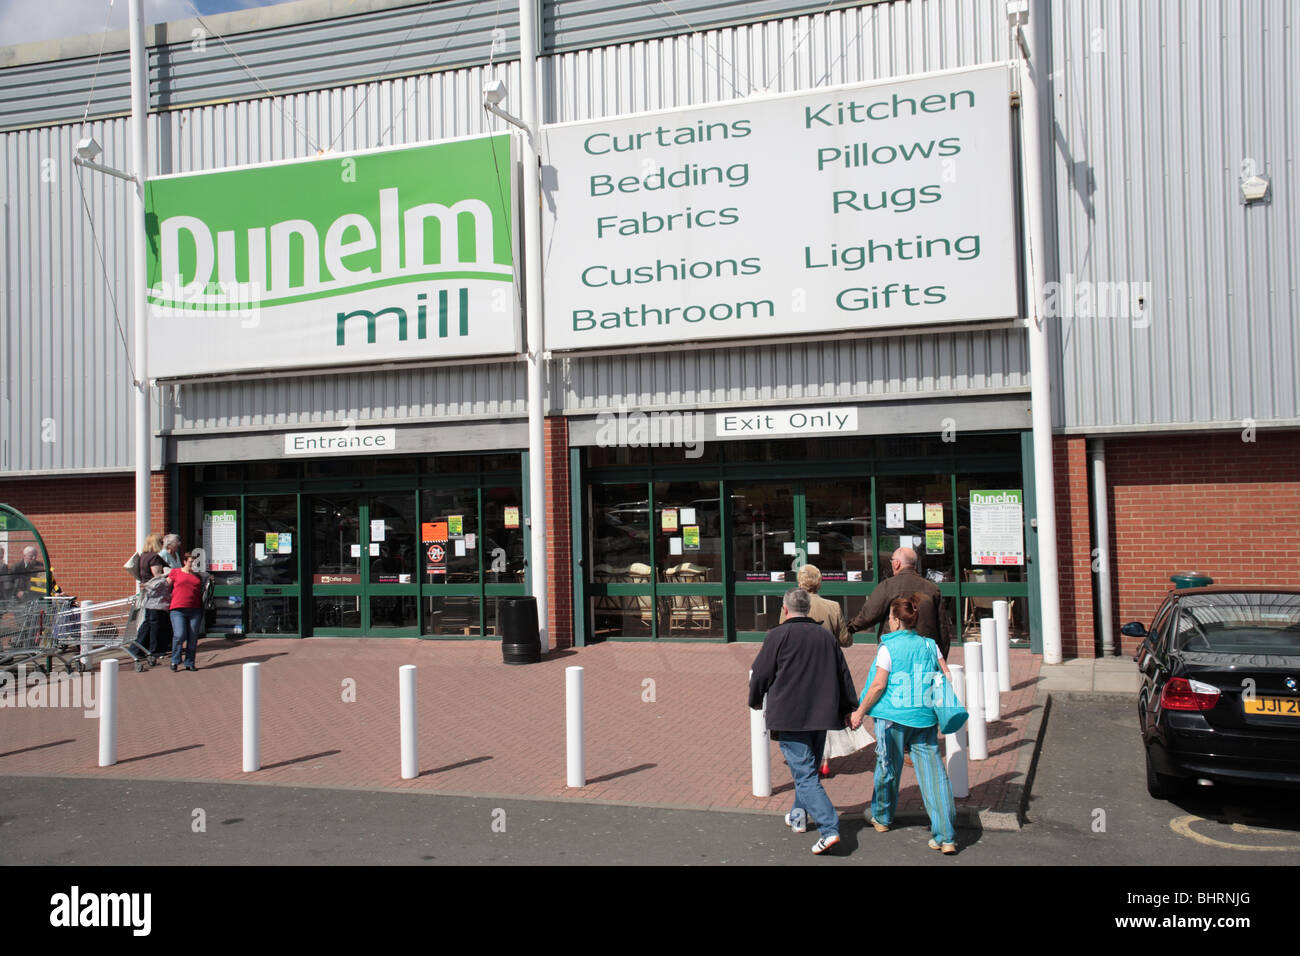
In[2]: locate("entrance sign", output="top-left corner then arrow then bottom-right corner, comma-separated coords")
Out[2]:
970,489 -> 1024,566
716,406 -> 859,438
542,65 -> 1016,351
146,135 -> 520,377
284,429 -> 397,456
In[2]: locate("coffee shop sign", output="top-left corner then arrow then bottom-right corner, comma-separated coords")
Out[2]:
716,406 -> 859,438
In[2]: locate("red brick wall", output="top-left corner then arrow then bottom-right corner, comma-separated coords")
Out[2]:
544,417 -> 574,649
1104,430 -> 1300,657
1053,436 -> 1096,659
0,472 -> 170,606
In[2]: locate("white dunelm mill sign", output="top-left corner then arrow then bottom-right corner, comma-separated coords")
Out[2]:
541,65 -> 1017,351
716,406 -> 859,438
284,429 -> 397,456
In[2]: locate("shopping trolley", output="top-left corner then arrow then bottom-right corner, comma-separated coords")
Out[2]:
0,596 -> 55,673
49,594 -> 148,673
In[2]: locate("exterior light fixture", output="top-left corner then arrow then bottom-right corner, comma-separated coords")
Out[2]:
1240,173 -> 1271,205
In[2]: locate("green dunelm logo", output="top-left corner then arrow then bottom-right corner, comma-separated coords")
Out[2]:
144,135 -> 517,365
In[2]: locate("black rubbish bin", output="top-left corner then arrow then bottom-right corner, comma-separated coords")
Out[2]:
1170,572 -> 1214,589
499,595 -> 541,665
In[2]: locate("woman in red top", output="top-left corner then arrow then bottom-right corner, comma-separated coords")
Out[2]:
168,552 -> 206,671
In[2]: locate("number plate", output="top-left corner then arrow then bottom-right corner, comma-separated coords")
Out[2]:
1244,696 -> 1300,716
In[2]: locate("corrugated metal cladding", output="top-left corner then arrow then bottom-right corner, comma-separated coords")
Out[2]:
0,0 -> 519,131
559,329 -> 1028,413
1048,0 -> 1300,431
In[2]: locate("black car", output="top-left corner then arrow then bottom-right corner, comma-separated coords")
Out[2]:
1128,588 -> 1300,799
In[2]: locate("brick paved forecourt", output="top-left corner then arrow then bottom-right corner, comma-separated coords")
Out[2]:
0,638 -> 1041,827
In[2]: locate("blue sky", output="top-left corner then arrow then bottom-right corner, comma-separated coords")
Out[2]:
1,0 -> 289,47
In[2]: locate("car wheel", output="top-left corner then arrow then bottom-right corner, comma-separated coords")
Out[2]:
1145,746 -> 1180,800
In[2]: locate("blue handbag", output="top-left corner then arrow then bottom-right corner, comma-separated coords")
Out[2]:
930,673 -> 969,734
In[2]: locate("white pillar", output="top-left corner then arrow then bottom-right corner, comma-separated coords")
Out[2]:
1089,439 -> 1115,656
79,599 -> 95,669
1018,0 -> 1062,664
98,658 -> 118,767
945,664 -> 969,798
399,664 -> 418,779
566,665 -> 584,787
242,662 -> 260,772
994,599 -> 1012,693
981,617 -> 1001,722
129,0 -> 151,551
519,0 -> 548,655
749,671 -> 771,797
963,642 -> 988,760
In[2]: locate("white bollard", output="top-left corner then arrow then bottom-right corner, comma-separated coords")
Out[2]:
566,666 -> 584,787
98,657 -> 118,767
243,662 -> 260,772
749,670 -> 771,797
944,663 -> 969,798
994,600 -> 1012,693
80,599 -> 95,669
399,664 -> 417,779
963,642 -> 988,760
981,617 -> 1001,722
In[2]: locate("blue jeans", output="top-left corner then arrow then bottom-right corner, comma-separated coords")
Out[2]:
871,719 -> 956,845
778,731 -> 838,839
170,608 -> 202,667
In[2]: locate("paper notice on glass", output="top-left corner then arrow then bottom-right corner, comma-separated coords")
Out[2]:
926,528 -> 944,553
254,543 -> 266,560
278,533 -> 292,554
807,541 -> 820,555
905,502 -> 924,521
370,520 -> 386,542
848,570 -> 863,582
925,503 -> 944,527
661,509 -> 678,532
770,571 -> 785,582
683,526 -> 700,549
886,503 -> 904,529
504,506 -> 520,529
369,542 -> 380,556
399,574 -> 411,583
465,533 -> 476,550
680,508 -> 696,525
349,544 -> 361,558
265,533 -> 279,552
449,515 -> 463,537
783,541 -> 796,555
669,537 -> 683,555
970,489 -> 1025,565
454,539 -> 466,557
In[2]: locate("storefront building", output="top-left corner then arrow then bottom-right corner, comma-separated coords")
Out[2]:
2,0 -> 1295,657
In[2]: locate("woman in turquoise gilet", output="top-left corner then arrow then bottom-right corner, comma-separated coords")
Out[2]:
850,592 -> 958,854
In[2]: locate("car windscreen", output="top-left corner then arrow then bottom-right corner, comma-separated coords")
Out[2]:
1173,593 -> 1300,655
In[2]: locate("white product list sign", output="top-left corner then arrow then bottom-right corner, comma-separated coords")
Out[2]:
541,64 -> 1017,351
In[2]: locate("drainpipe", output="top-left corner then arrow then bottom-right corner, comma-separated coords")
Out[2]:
1089,439 -> 1115,656
1014,0 -> 1063,663
519,0 -> 549,653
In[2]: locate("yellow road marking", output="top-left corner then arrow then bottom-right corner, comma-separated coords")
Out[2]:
1170,814 -> 1300,851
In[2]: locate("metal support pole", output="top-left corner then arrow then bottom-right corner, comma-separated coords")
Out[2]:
1089,439 -> 1116,656
1017,0 -> 1063,663
129,0 -> 151,552
518,0 -> 549,654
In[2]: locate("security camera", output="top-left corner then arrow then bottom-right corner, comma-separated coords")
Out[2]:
482,79 -> 508,107
75,137 -> 102,161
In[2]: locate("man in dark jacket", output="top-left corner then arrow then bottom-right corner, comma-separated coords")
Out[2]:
749,587 -> 857,855
847,547 -> 949,657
